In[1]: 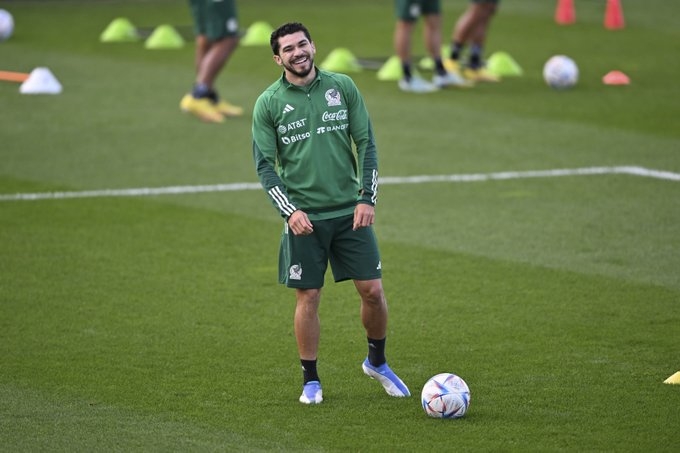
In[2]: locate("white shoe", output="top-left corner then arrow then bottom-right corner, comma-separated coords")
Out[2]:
433,71 -> 474,88
398,76 -> 438,93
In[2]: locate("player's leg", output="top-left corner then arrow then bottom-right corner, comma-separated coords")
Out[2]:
466,1 -> 497,70
394,19 -> 415,80
328,217 -> 410,397
295,288 -> 324,404
355,279 -> 410,398
459,0 -> 500,81
195,35 -> 239,95
448,3 -> 475,64
394,0 -> 438,92
281,221 -> 329,404
180,0 -> 242,121
424,12 -> 470,87
394,0 -> 416,80
200,0 -> 242,116
355,278 -> 387,341
181,0 -> 223,122
194,34 -> 209,73
294,289 -> 321,362
421,12 -> 442,68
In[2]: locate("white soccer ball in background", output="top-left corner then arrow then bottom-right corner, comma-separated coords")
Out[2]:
421,372 -> 471,419
0,9 -> 14,42
543,55 -> 579,90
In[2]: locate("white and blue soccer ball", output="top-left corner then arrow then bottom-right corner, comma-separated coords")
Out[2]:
421,373 -> 471,419
0,9 -> 14,42
543,55 -> 579,90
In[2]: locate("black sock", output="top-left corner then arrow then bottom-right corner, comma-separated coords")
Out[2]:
450,42 -> 463,61
401,62 -> 412,81
434,57 -> 447,76
469,44 -> 483,69
206,89 -> 219,103
191,83 -> 211,99
301,359 -> 319,384
367,337 -> 386,367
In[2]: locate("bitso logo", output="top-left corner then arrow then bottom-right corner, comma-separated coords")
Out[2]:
281,131 -> 311,145
325,88 -> 342,107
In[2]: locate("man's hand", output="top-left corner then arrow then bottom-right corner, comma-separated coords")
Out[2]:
288,210 -> 314,236
353,203 -> 375,231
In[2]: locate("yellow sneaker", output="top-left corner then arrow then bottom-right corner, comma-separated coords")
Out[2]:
443,59 -> 461,74
179,94 -> 224,123
463,67 -> 501,83
215,99 -> 244,117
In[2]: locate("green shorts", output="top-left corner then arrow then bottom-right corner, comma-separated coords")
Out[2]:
394,0 -> 441,21
189,0 -> 239,41
278,215 -> 383,288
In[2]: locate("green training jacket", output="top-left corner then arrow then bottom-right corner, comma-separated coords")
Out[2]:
252,68 -> 378,221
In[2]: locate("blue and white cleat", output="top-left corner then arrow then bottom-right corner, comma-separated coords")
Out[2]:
299,380 -> 323,404
362,358 -> 411,397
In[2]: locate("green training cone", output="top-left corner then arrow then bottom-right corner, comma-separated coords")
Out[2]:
241,21 -> 273,46
377,56 -> 402,81
418,56 -> 434,71
320,48 -> 362,73
144,24 -> 185,49
100,17 -> 139,43
418,45 -> 451,70
486,51 -> 523,77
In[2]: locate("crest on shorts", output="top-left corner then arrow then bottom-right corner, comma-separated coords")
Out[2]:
289,264 -> 302,280
325,88 -> 341,107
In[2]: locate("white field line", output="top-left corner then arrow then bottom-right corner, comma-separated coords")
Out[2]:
1,166 -> 678,202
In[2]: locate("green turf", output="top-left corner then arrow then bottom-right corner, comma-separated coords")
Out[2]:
1,0 -> 679,451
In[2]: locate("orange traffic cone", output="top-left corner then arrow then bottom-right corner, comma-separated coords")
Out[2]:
555,0 -> 575,25
604,0 -> 625,29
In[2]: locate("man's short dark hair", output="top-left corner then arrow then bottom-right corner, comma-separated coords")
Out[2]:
270,22 -> 313,55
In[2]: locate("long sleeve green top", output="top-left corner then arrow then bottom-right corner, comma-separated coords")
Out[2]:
252,68 -> 378,221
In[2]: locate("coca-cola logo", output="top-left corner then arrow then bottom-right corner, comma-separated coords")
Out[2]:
322,109 -> 348,122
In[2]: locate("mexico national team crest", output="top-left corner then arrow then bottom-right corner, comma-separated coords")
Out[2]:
289,264 -> 302,281
325,88 -> 342,107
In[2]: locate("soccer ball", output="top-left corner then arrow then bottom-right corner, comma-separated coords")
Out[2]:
421,373 -> 471,419
0,9 -> 14,42
543,55 -> 579,90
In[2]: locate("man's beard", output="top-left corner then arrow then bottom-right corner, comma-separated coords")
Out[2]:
284,56 -> 314,79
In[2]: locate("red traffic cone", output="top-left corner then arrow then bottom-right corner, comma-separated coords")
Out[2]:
555,0 -> 576,25
604,0 -> 625,29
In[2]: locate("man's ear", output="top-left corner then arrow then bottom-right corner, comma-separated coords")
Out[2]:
273,54 -> 282,66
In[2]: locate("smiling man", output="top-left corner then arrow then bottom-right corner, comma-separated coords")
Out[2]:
251,22 -> 410,405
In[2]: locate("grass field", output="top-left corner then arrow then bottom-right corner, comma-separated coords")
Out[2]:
1,0 -> 679,451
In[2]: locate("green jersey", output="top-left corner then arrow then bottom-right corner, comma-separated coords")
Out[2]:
252,69 -> 378,221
